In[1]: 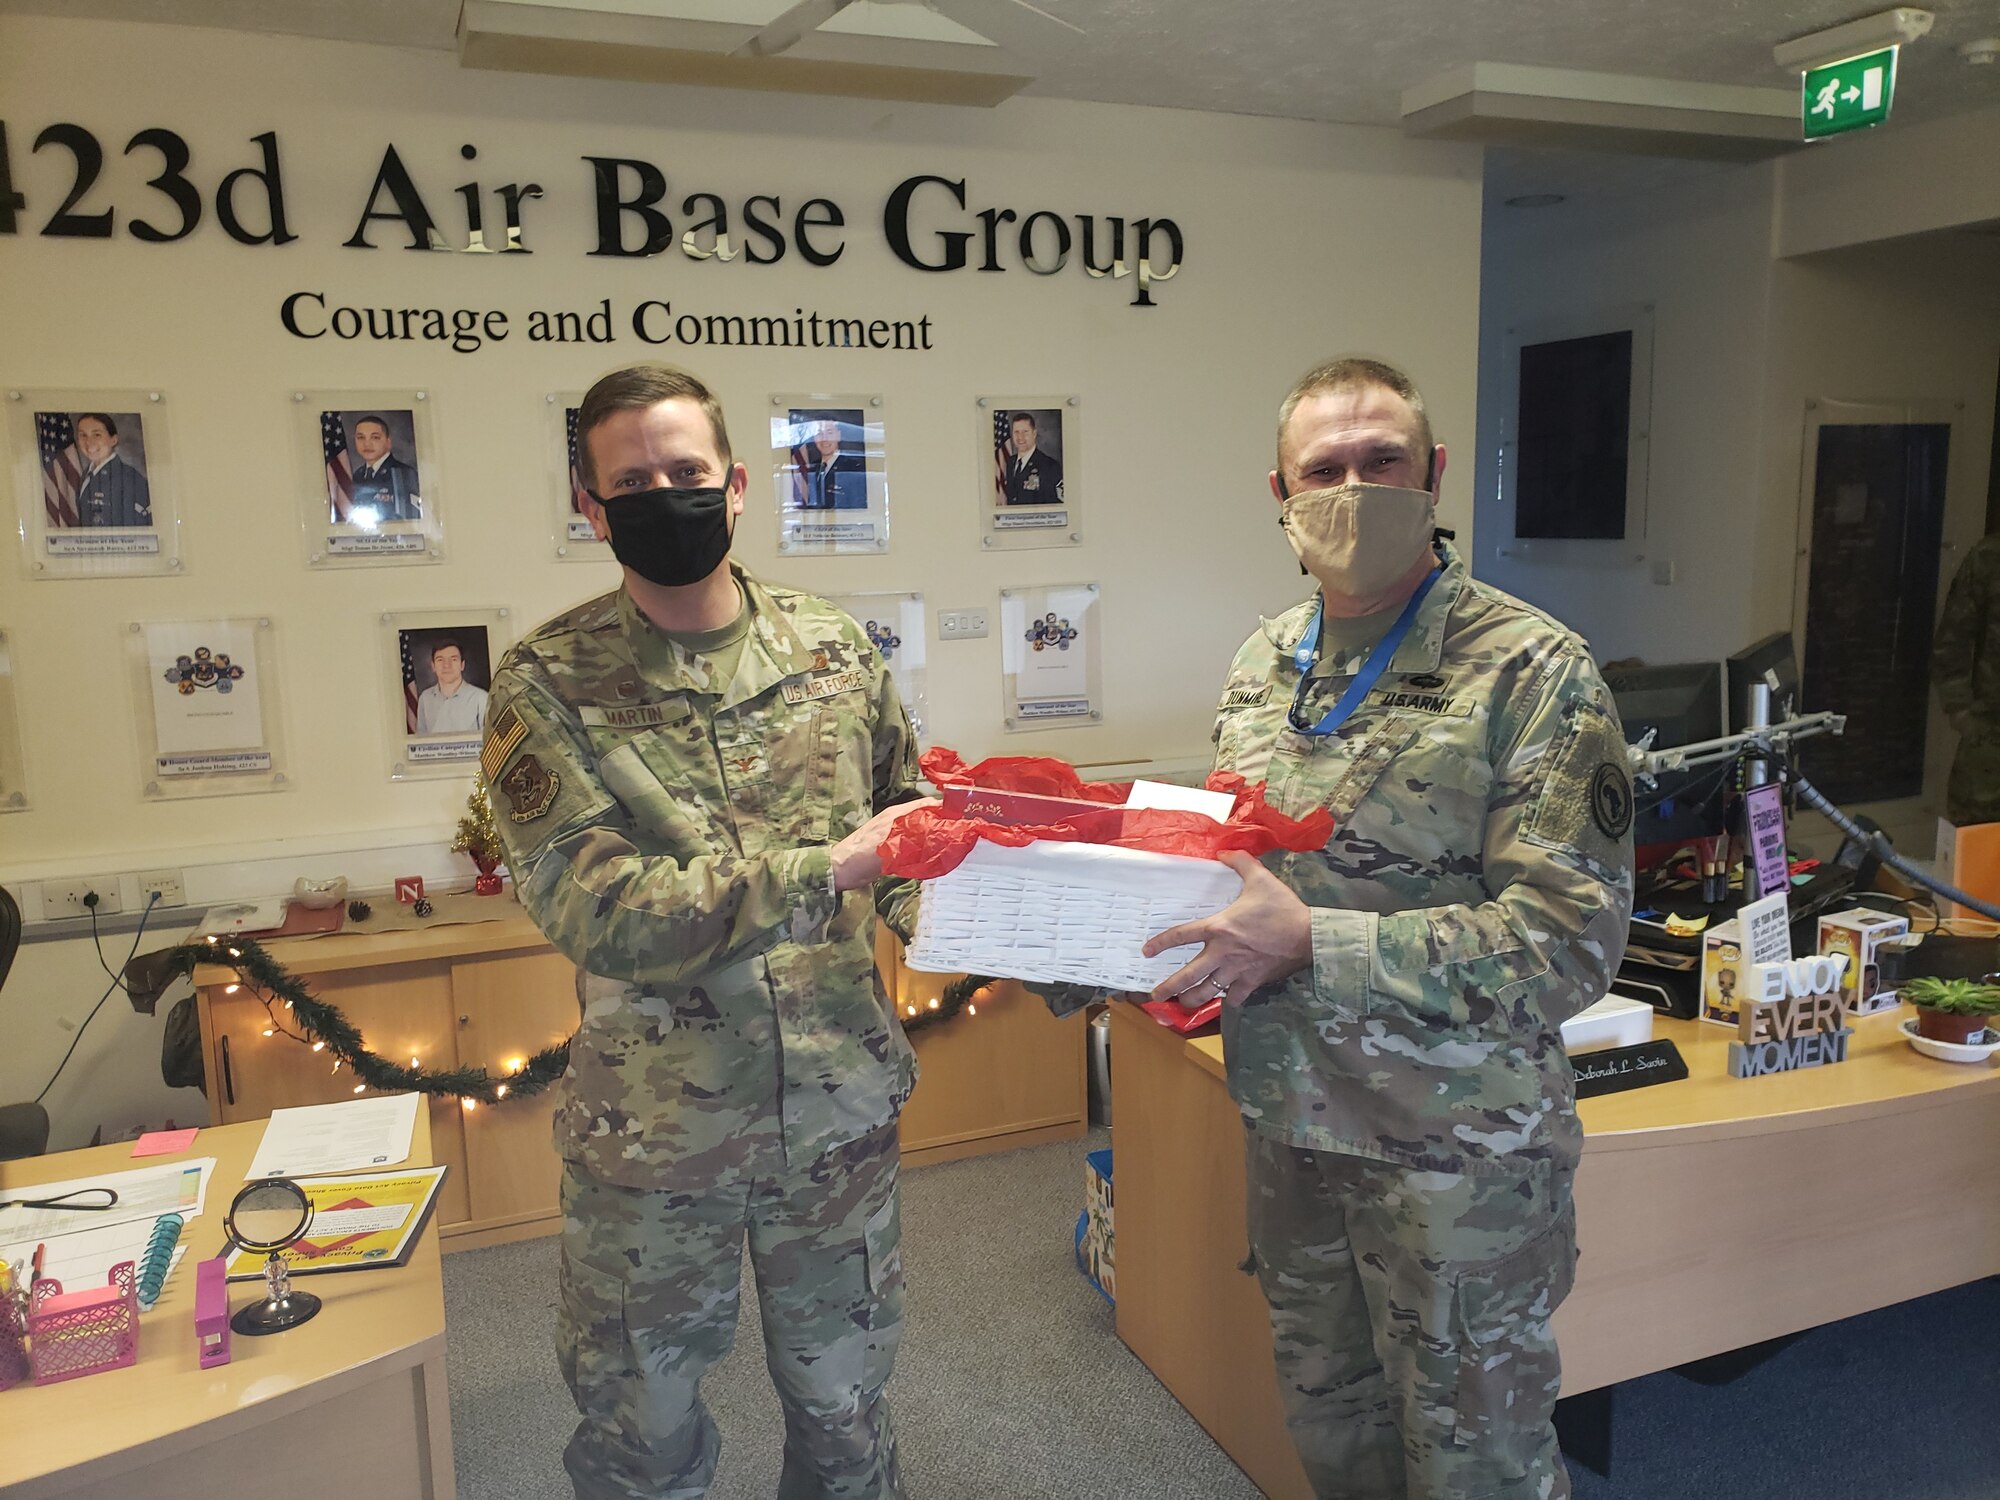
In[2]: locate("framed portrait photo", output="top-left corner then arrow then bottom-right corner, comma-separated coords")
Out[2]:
8,388 -> 184,578
1001,582 -> 1103,729
979,395 -> 1080,551
548,391 -> 613,562
294,389 -> 443,567
770,394 -> 889,556
381,608 -> 511,780
128,616 -> 289,799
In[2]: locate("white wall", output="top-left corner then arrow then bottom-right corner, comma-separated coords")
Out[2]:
1476,138 -> 2000,850
1777,104 -> 2000,259
0,16 -> 1484,1146
1472,163 -> 1779,662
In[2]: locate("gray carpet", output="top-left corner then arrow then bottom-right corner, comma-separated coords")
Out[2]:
446,1133 -> 2000,1499
444,1130 -> 1262,1499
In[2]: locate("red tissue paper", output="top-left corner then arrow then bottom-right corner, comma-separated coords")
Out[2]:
879,747 -> 1334,880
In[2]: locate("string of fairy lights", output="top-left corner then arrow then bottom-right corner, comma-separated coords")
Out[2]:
161,934 -> 998,1110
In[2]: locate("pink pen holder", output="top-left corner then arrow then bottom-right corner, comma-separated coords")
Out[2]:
28,1260 -> 140,1385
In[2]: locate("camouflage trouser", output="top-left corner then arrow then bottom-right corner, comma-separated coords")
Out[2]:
557,1121 -> 904,1500
1946,721 -> 2000,826
1244,1134 -> 1577,1500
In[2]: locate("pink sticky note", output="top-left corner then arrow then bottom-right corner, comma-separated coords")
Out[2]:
133,1128 -> 199,1157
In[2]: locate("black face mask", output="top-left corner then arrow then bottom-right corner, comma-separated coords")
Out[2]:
591,485 -> 732,588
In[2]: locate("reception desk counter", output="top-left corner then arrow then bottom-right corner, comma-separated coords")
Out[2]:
1109,1002 -> 2000,1500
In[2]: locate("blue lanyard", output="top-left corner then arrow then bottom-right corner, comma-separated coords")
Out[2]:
1287,567 -> 1443,737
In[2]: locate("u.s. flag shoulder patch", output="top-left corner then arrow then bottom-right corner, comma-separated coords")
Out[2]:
481,704 -> 527,783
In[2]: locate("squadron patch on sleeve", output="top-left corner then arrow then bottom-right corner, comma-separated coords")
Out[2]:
499,753 -> 560,822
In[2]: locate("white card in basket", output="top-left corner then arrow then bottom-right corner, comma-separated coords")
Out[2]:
903,838 -> 1246,994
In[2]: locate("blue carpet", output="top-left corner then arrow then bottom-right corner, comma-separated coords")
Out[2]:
1570,1277 -> 2000,1498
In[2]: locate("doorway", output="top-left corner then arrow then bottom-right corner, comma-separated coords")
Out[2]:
1794,404 -> 1953,804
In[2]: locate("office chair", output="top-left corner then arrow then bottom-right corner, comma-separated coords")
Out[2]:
0,885 -> 52,1160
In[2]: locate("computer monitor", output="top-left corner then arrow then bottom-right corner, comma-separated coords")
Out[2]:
1727,631 -> 1799,731
1604,661 -> 1727,852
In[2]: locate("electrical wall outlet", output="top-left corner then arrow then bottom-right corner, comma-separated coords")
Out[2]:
938,608 -> 989,640
42,877 -> 125,920
135,868 -> 187,908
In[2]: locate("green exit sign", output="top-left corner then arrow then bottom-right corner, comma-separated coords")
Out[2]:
1802,47 -> 1898,139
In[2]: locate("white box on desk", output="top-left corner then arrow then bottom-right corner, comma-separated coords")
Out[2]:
1561,995 -> 1657,1054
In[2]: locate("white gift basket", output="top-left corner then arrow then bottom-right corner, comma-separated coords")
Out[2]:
902,837 -> 1245,994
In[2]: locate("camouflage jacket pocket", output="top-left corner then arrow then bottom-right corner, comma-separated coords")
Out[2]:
596,732 -> 722,851
1451,1200 -> 1577,1453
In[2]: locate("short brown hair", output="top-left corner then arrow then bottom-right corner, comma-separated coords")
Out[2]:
1276,357 -> 1433,471
575,363 -> 733,491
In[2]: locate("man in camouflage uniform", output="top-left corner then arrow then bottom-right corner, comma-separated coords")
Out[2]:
1933,531 -> 2000,825
482,364 -> 933,1500
1146,358 -> 1634,1499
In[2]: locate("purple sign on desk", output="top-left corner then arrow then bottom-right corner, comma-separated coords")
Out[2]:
1745,782 -> 1788,900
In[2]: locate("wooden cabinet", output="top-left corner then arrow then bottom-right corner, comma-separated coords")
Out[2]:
196,909 -> 1085,1250
195,913 -> 577,1251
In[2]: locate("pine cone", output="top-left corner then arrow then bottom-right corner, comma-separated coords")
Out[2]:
412,898 -> 434,918
347,899 -> 372,922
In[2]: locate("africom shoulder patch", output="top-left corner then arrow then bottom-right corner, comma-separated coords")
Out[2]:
499,753 -> 560,822
1590,761 -> 1634,840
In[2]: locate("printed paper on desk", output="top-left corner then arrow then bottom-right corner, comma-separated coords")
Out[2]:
0,1158 -> 212,1242
246,1092 -> 420,1179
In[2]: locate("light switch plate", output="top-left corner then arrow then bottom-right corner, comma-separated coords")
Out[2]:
939,608 -> 989,640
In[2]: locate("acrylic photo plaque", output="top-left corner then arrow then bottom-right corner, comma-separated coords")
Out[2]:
548,391 -> 612,562
979,396 -> 1081,552
295,390 -> 443,568
1001,582 -> 1103,729
129,616 -> 288,799
381,607 -> 511,781
823,590 -> 928,744
771,394 -> 889,556
8,388 -> 184,579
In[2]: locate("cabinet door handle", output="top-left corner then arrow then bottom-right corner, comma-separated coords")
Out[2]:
219,1034 -> 236,1107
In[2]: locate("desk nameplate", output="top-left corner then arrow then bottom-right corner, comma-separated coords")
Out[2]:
1572,1039 -> 1689,1099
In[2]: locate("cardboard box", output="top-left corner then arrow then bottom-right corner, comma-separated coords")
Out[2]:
1701,918 -> 1748,1027
1075,1147 -> 1114,1302
1818,910 -> 1910,1017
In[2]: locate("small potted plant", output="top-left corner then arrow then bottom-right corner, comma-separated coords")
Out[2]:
1902,976 -> 2000,1046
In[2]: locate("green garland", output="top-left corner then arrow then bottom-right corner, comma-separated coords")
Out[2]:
164,936 -> 994,1107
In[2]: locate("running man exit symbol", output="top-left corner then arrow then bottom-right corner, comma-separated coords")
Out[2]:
1802,48 -> 1896,139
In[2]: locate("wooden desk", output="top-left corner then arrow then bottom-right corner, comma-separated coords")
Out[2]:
1109,1002 -> 2000,1500
194,912 -> 1086,1249
0,1115 -> 452,1500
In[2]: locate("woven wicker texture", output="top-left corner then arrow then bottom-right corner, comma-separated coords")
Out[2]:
904,840 -> 1244,993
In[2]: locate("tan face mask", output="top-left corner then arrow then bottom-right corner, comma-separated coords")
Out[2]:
1279,482 -> 1436,604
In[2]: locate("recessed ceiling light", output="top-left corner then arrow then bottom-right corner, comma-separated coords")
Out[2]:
1504,193 -> 1567,208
